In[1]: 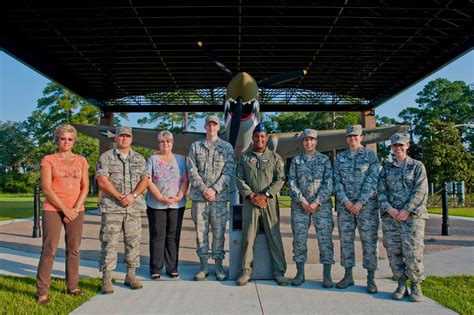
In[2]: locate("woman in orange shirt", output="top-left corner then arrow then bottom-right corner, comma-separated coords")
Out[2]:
36,124 -> 89,305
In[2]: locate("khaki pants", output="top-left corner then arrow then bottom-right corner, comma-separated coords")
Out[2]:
240,201 -> 286,275
36,211 -> 84,296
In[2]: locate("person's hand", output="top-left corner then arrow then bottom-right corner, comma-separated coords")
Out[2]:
64,206 -> 81,224
397,209 -> 410,222
350,202 -> 363,215
302,200 -> 311,212
203,188 -> 217,201
174,192 -> 184,202
308,202 -> 319,213
119,194 -> 135,207
251,193 -> 267,208
63,207 -> 78,222
387,208 -> 399,220
344,200 -> 354,212
162,196 -> 176,205
254,194 -> 268,208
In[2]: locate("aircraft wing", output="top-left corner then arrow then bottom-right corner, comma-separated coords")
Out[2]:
270,125 -> 410,160
73,124 -> 205,156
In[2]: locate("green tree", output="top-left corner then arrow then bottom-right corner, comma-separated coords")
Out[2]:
137,90 -> 213,131
420,121 -> 473,186
398,78 -> 473,188
0,121 -> 34,173
267,111 -> 360,133
399,78 -> 473,150
22,82 -> 102,182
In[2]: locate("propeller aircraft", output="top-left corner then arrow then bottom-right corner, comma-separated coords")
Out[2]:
75,43 -> 408,158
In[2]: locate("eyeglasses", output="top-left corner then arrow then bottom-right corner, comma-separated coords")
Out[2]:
60,137 -> 75,142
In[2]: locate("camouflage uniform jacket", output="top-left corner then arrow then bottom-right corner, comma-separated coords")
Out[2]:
187,138 -> 235,202
96,149 -> 149,214
334,147 -> 379,205
288,152 -> 333,207
236,149 -> 285,199
378,156 -> 429,219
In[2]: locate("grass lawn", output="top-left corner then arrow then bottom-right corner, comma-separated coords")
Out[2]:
0,194 -> 99,221
1,193 -> 473,220
422,275 -> 474,315
0,275 -> 101,314
427,207 -> 474,218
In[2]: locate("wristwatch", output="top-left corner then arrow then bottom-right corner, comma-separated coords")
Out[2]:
132,192 -> 138,199
264,191 -> 271,198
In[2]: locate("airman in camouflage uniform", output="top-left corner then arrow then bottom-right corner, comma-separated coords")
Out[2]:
96,126 -> 150,294
378,133 -> 428,302
334,125 -> 380,293
288,129 -> 334,288
187,115 -> 235,281
235,123 -> 288,287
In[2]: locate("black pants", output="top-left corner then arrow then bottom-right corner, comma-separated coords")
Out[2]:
146,206 -> 185,275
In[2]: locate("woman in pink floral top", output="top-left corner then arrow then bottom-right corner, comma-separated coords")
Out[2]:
146,131 -> 188,279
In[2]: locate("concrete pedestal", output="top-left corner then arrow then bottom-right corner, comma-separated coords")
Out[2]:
229,230 -> 274,280
229,205 -> 274,280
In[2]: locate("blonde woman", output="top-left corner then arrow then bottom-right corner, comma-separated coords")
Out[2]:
146,131 -> 188,280
37,124 -> 89,304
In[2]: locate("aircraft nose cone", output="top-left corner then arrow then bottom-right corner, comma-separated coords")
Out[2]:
226,72 -> 258,103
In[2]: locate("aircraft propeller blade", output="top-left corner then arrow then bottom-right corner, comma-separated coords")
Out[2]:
228,96 -> 243,148
197,41 -> 233,78
257,70 -> 307,87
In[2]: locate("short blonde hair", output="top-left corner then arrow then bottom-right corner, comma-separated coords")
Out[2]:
157,130 -> 174,143
54,124 -> 77,142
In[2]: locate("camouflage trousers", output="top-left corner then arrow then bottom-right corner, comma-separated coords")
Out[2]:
99,212 -> 142,271
336,200 -> 380,270
291,203 -> 335,264
191,201 -> 229,260
382,214 -> 426,282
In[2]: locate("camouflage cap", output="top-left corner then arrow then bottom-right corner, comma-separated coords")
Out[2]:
205,115 -> 220,124
302,128 -> 318,139
391,133 -> 410,145
116,126 -> 133,136
346,124 -> 363,136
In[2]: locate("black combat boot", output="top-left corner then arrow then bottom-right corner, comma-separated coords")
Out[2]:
291,262 -> 305,286
367,269 -> 378,294
336,267 -> 354,289
194,258 -> 209,281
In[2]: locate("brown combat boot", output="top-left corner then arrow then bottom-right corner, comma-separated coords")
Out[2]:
101,270 -> 114,294
409,282 -> 424,302
124,268 -> 143,290
236,272 -> 251,286
215,259 -> 227,281
194,258 -> 209,281
392,276 -> 408,300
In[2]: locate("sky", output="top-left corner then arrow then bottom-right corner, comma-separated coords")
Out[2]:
1,49 -> 472,127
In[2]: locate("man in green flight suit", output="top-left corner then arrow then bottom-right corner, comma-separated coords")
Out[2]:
235,123 -> 288,286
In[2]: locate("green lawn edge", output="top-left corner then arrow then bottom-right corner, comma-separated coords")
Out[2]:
422,275 -> 474,315
1,194 -> 473,221
0,276 -> 101,314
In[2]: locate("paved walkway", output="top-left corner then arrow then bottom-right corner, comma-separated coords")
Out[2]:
0,210 -> 473,314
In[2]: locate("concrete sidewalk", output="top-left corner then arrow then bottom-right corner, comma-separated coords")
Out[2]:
1,210 -> 473,314
1,246 -> 472,314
